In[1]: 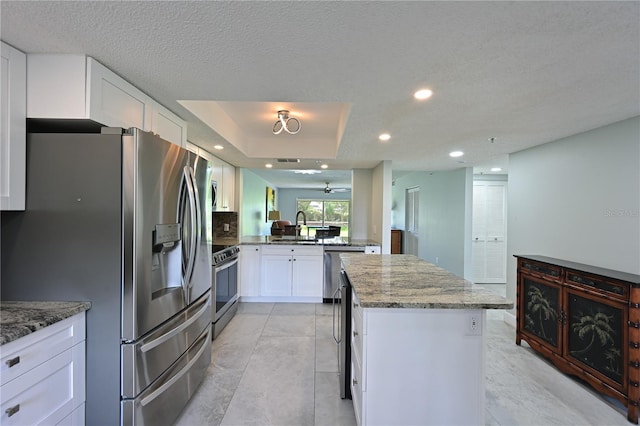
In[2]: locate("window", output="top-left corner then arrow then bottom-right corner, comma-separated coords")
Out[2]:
296,199 -> 350,237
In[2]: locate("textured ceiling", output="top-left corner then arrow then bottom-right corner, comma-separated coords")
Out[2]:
1,1 -> 639,188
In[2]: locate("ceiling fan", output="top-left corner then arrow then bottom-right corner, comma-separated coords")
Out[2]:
319,182 -> 349,194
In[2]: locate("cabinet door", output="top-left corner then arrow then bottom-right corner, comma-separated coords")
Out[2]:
88,58 -> 150,130
1,42 -> 26,211
150,102 -> 186,147
565,288 -> 627,391
239,246 -> 261,297
519,273 -> 562,354
292,255 -> 323,297
222,162 -> 235,211
261,255 -> 292,296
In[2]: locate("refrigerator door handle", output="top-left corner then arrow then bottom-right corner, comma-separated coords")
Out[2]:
187,165 -> 202,292
181,166 -> 198,301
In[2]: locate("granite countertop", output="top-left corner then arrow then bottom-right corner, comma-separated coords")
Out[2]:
341,253 -> 513,310
0,301 -> 91,345
240,235 -> 380,247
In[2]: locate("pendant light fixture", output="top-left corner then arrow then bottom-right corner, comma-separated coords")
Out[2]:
272,110 -> 301,135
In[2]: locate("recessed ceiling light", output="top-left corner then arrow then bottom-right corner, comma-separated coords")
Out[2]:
491,167 -> 502,172
265,163 -> 273,168
414,89 -> 433,100
213,145 -> 224,150
379,133 -> 391,142
320,164 -> 328,169
449,151 -> 464,158
293,170 -> 321,175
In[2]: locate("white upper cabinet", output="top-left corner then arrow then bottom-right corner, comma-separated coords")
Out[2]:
185,143 -> 236,211
149,102 -> 187,147
27,55 -> 186,146
1,41 -> 26,211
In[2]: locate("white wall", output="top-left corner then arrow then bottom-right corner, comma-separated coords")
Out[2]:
372,161 -> 392,253
239,169 -> 276,236
392,168 -> 471,277
506,116 -> 640,310
351,168 -> 373,240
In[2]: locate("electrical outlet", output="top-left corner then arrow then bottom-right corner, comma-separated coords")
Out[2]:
223,223 -> 230,232
467,314 -> 481,336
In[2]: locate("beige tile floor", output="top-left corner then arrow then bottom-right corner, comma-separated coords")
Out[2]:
175,286 -> 630,426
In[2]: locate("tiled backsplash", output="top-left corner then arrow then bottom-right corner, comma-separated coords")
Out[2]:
212,211 -> 238,240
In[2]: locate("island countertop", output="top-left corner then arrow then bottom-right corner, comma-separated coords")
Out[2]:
340,253 -> 512,309
0,301 -> 91,345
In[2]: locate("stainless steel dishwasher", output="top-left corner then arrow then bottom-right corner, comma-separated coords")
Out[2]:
323,245 -> 365,302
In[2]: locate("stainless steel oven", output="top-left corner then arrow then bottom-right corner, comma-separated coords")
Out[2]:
212,245 -> 239,338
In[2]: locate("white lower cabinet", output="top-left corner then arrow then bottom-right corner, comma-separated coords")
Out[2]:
239,245 -> 261,298
259,245 -> 323,301
0,313 -> 86,425
350,289 -> 486,426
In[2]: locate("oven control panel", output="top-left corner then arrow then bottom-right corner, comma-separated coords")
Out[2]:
212,246 -> 240,265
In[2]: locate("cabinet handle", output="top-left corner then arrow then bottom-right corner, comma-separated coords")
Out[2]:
352,378 -> 358,386
353,330 -> 358,337
353,302 -> 359,308
5,404 -> 20,417
5,356 -> 20,368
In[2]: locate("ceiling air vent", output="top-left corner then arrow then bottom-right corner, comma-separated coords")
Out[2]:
277,158 -> 301,163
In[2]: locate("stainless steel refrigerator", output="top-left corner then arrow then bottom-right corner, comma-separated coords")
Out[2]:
1,127 -> 213,425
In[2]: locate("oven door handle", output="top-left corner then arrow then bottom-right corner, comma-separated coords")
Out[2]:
214,257 -> 238,273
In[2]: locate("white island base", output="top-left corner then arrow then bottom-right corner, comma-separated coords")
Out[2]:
351,300 -> 486,426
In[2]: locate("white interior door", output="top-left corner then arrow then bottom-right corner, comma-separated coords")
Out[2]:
405,187 -> 419,256
472,181 -> 507,283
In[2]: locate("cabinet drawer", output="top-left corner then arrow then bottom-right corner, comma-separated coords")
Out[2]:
565,270 -> 628,302
262,245 -> 323,256
1,343 -> 85,426
1,314 -> 86,386
351,309 -> 363,369
518,258 -> 562,283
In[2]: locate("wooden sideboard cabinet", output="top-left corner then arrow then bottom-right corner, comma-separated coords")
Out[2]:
515,255 -> 640,423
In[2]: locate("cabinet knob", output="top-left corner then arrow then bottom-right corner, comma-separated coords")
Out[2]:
352,378 -> 358,386
5,356 -> 20,368
353,302 -> 359,308
353,330 -> 358,337
293,258 -> 296,261
5,404 -> 20,417
255,248 -> 259,251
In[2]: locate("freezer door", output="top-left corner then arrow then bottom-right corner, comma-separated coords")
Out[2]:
121,324 -> 211,426
121,292 -> 211,398
121,129 -> 211,341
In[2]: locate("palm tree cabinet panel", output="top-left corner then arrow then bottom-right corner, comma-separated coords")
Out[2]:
515,255 -> 640,424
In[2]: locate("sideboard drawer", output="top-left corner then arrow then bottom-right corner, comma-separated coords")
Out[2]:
518,258 -> 562,283
565,270 -> 628,302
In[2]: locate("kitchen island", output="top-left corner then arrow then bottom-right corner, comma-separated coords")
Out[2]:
340,254 -> 512,426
